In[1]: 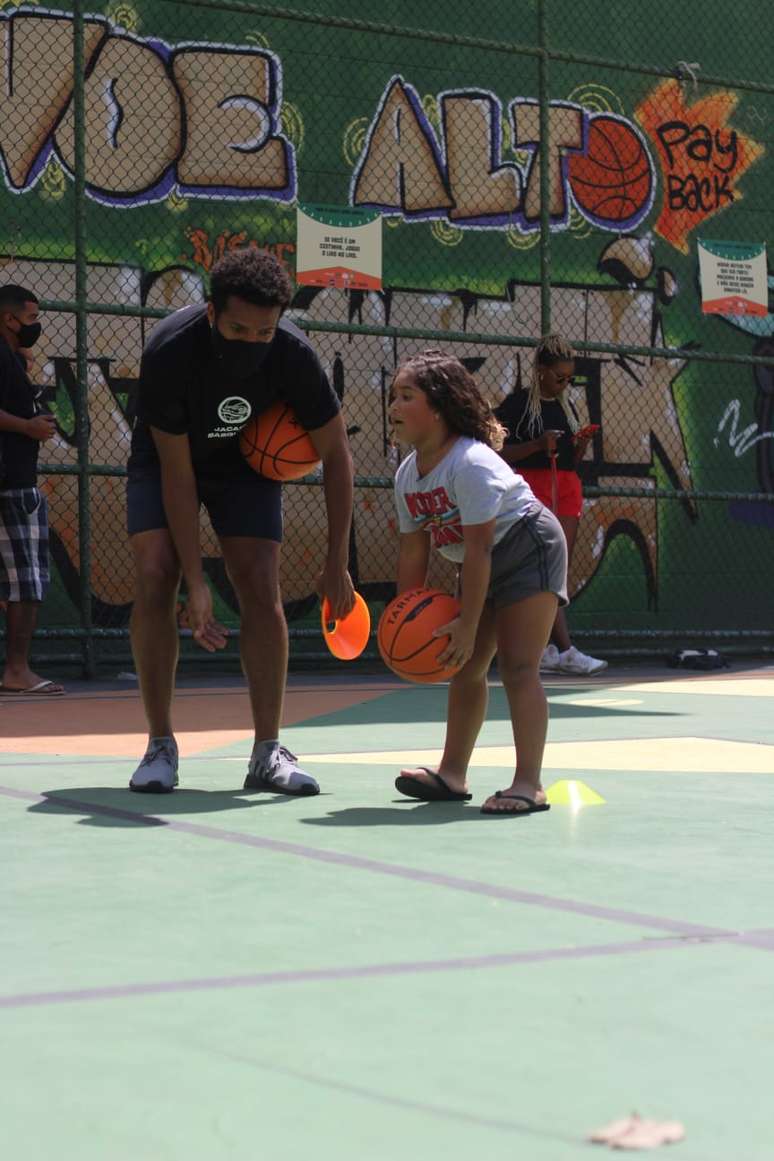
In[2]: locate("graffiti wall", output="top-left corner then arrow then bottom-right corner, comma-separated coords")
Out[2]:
1,1 -> 772,637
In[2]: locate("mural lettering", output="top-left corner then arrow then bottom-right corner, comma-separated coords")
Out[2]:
714,399 -> 774,458
0,12 -> 295,205
636,79 -> 764,253
351,77 -> 655,232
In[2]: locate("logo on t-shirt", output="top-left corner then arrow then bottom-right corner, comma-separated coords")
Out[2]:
217,396 -> 251,425
405,486 -> 464,547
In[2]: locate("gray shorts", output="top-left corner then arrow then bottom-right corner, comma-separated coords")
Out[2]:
486,504 -> 568,610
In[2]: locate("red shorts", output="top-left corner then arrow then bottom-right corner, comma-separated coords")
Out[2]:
520,468 -> 583,519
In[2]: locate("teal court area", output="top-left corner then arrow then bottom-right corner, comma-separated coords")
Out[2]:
2,664 -> 774,1160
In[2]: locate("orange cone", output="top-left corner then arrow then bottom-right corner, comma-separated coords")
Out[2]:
321,591 -> 371,660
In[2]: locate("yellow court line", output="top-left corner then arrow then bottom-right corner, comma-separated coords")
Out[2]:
302,736 -> 774,774
613,678 -> 774,698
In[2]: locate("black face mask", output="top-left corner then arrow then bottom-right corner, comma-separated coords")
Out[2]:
13,319 -> 42,348
211,325 -> 271,380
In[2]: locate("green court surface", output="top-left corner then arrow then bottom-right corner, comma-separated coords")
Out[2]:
2,666 -> 774,1160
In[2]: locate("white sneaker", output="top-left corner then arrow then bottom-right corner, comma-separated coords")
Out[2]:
129,737 -> 179,793
539,644 -> 561,673
556,646 -> 608,676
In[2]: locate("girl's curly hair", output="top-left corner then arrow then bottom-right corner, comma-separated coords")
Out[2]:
393,349 -> 507,450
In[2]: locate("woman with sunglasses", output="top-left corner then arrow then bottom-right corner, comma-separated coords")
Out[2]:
495,334 -> 607,676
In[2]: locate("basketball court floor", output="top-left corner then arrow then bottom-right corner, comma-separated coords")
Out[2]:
2,663 -> 773,1159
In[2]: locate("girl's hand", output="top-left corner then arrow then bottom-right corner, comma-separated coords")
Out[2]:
433,617 -> 477,671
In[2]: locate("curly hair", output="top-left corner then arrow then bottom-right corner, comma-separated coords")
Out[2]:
393,349 -> 507,450
523,333 -> 578,437
209,248 -> 293,313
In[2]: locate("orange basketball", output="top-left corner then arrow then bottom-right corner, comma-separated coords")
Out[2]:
568,114 -> 653,226
377,587 -> 462,683
240,401 -> 321,481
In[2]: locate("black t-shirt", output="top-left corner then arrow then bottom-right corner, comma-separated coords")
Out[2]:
128,306 -> 340,475
0,336 -> 42,488
495,389 -> 578,471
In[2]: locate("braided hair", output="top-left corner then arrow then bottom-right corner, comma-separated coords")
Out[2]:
522,334 -> 578,438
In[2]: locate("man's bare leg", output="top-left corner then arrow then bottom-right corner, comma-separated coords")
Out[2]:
220,536 -> 317,795
1,601 -> 63,693
220,536 -> 286,739
128,529 -> 182,792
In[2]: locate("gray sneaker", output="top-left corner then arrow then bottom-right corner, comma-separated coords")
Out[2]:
243,744 -> 319,797
129,737 -> 179,793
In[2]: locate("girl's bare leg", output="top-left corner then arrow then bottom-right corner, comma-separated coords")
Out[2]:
398,604 -> 497,795
549,516 -> 577,652
482,591 -> 558,813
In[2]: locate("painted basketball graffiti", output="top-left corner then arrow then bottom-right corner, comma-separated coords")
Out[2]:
568,115 -> 654,227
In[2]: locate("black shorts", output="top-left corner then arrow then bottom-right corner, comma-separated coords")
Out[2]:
126,467 -> 283,541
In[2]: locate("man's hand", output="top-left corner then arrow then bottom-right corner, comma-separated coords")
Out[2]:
26,414 -> 57,442
433,617 -> 477,671
186,580 -> 228,652
316,561 -> 355,622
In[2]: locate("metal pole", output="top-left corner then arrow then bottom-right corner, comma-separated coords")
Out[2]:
537,0 -> 551,335
72,0 -> 95,677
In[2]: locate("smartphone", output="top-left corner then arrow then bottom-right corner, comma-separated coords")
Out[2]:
573,423 -> 600,442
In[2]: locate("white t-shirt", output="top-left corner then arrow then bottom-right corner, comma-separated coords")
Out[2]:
394,436 -> 537,564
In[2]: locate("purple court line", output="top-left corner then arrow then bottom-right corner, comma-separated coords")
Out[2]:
732,929 -> 774,951
0,783 -> 735,939
0,936 -> 704,1010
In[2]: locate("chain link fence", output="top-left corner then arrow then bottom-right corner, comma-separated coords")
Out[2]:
2,0 -> 773,674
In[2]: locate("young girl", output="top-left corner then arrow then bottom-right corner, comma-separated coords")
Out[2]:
389,349 -> 568,816
495,334 -> 607,676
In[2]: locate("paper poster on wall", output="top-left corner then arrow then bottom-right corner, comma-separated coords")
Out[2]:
296,203 -> 382,290
698,239 -> 768,316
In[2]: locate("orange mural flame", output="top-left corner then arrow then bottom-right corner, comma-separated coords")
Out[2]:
184,228 -> 296,273
636,80 -> 764,254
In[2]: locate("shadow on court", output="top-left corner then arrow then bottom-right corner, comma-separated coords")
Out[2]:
26,787 -> 302,827
319,689 -> 685,730
301,802 -> 493,827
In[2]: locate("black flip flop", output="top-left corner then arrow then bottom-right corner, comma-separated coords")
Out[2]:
481,792 -> 551,817
395,768 -> 472,802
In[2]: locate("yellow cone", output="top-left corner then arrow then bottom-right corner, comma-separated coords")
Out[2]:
546,779 -> 606,807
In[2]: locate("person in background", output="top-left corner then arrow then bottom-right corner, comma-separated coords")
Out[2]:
495,334 -> 607,676
0,284 -> 64,695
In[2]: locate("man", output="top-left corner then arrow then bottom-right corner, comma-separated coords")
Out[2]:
127,248 -> 354,794
0,284 -> 63,696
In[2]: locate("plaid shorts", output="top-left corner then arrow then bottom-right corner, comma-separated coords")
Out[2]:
0,487 -> 50,602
